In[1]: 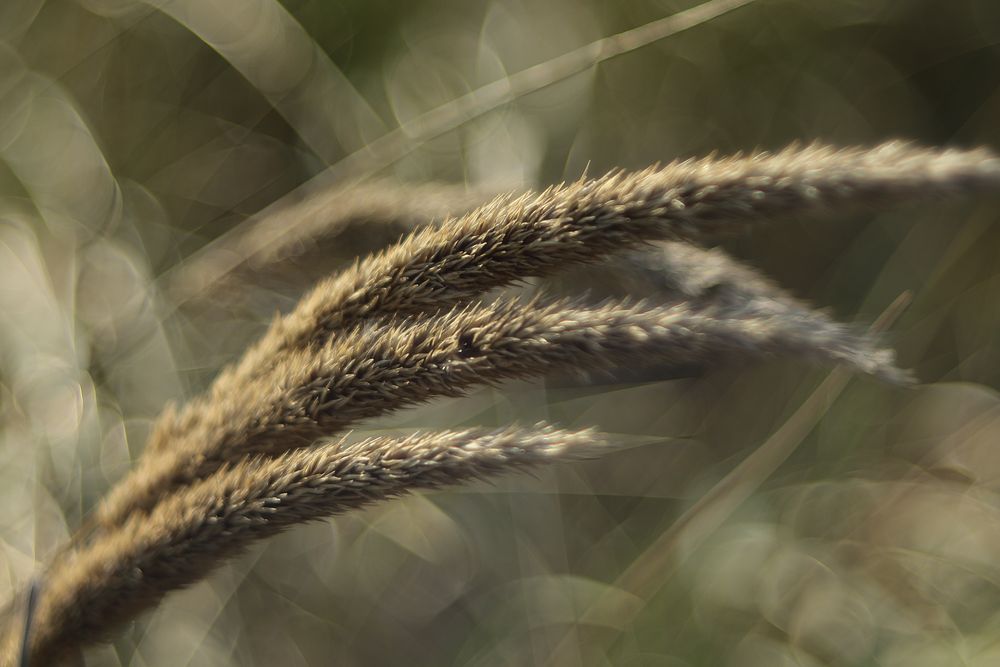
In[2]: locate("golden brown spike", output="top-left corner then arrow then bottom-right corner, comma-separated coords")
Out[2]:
9,427 -> 607,665
97,294 -> 904,530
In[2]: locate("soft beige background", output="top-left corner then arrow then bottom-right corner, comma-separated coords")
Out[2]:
2,0 -> 1000,664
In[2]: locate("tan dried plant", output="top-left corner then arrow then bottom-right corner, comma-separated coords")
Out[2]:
2,141 -> 999,666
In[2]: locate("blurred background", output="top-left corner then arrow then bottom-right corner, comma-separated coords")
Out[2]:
2,0 -> 1000,664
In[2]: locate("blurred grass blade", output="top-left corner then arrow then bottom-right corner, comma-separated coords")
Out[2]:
165,0 -> 757,298
143,0 -> 385,163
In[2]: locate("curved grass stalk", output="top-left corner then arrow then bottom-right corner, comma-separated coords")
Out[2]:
1,427 -> 608,666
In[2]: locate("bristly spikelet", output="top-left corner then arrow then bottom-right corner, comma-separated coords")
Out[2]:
8,427 -> 607,665
96,293 -> 905,529
235,141 -> 1000,363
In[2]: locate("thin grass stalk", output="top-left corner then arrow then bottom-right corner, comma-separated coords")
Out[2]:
210,0 -> 759,220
